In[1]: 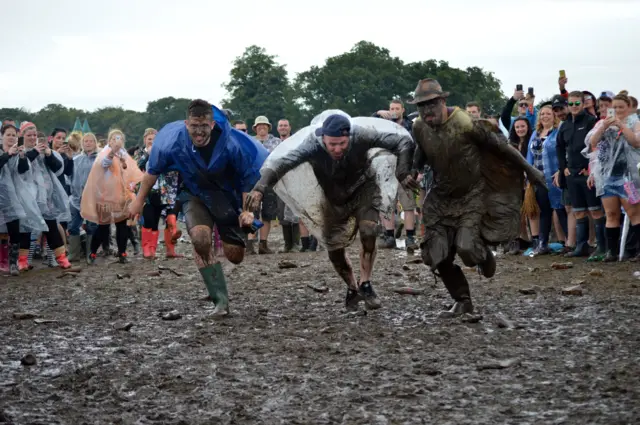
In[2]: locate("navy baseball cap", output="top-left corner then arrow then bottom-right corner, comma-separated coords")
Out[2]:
315,114 -> 351,137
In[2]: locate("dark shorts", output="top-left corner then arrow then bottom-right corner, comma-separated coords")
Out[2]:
179,190 -> 245,247
253,187 -> 278,221
567,173 -> 601,212
562,188 -> 571,207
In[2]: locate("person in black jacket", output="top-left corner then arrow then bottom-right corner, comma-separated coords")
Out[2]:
555,91 -> 605,259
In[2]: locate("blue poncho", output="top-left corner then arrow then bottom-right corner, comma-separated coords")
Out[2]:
147,106 -> 268,209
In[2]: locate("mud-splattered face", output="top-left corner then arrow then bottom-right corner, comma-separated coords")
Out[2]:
186,115 -> 213,147
417,98 -> 446,126
323,135 -> 350,160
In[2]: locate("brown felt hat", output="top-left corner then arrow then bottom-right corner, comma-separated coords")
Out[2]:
407,78 -> 450,104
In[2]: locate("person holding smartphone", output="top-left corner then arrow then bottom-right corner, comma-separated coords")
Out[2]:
556,91 -> 605,259
585,91 -> 640,261
500,85 -> 538,131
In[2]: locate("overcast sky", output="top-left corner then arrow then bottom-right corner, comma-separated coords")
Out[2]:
1,0 -> 637,113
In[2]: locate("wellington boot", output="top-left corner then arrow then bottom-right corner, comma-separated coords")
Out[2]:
164,228 -> 183,258
67,235 -> 83,262
199,263 -> 229,318
9,243 -> 19,276
165,214 -> 182,243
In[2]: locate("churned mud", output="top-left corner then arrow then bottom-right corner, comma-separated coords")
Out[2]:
1,229 -> 639,424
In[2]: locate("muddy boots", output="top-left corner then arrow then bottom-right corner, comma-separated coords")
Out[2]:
9,243 -> 19,276
345,281 -> 382,311
246,239 -> 257,255
280,224 -> 293,253
258,240 -> 273,254
477,247 -> 496,278
300,236 -> 310,252
85,234 -> 93,265
436,262 -> 474,318
199,263 -> 229,317
67,235 -> 83,262
603,226 -> 621,262
291,224 -> 301,252
129,226 -> 140,256
567,217 -> 591,258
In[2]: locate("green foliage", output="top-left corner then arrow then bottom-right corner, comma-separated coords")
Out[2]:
1,41 -> 508,141
221,45 -> 290,133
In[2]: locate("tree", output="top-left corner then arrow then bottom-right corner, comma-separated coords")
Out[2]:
403,61 -> 506,116
293,41 -> 407,120
221,45 -> 290,133
146,97 -> 192,130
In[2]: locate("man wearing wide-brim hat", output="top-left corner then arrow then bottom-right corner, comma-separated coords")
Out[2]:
249,115 -> 282,254
409,78 -> 547,318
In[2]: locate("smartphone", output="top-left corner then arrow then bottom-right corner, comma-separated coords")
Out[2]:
559,70 -> 566,79
528,87 -> 534,96
607,108 -> 615,119
516,84 -> 523,91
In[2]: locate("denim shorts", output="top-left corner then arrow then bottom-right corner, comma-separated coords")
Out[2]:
601,184 -> 628,200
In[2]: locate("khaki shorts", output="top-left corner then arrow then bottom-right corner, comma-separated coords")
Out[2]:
397,184 -> 416,211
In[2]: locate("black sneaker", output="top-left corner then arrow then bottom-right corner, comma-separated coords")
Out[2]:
118,253 -> 129,264
358,281 -> 382,310
345,288 -> 363,311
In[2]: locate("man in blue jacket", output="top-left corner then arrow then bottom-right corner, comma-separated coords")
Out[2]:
129,99 -> 269,317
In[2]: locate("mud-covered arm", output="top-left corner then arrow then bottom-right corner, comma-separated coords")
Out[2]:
252,135 -> 320,194
474,120 -> 546,186
411,123 -> 427,174
356,126 -> 415,180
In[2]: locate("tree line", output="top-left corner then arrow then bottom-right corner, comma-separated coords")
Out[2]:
0,41 -> 507,146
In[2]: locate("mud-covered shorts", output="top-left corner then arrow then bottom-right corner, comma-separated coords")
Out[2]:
323,179 -> 381,251
179,190 -> 245,248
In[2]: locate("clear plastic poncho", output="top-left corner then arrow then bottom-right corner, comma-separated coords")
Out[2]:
262,109 -> 403,242
81,147 -> 143,224
583,114 -> 640,198
0,154 -> 48,234
69,152 -> 97,211
30,150 -> 71,223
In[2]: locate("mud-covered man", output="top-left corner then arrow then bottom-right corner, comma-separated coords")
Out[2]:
129,99 -> 269,317
410,79 -> 546,317
244,114 -> 417,311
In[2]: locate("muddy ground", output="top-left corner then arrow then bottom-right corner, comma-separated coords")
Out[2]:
1,228 -> 639,425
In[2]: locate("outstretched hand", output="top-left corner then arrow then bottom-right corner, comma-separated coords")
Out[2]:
400,174 -> 421,192
529,169 -> 548,190
244,190 -> 263,212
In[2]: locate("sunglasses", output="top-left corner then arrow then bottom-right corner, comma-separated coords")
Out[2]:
519,103 -> 528,108
237,128 -> 247,133
568,101 -> 581,106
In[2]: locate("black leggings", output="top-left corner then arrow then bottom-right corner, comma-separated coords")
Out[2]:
535,184 -> 568,246
143,192 -> 179,231
91,222 -> 129,255
43,219 -> 64,251
5,220 -> 21,245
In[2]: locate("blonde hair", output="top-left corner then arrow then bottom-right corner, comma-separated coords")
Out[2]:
107,128 -> 127,147
535,105 -> 560,134
614,90 -> 631,107
82,132 -> 98,152
143,128 -> 157,139
66,131 -> 83,152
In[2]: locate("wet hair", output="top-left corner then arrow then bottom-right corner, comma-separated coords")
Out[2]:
50,127 -> 67,138
568,91 -> 584,101
508,117 -> 532,158
465,101 -> 481,110
614,90 -> 631,106
187,99 -> 213,119
1,124 -> 18,135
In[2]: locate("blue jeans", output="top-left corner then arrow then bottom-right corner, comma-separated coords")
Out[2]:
68,205 -> 98,236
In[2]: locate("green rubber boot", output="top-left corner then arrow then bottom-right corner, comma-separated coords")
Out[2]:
199,263 -> 229,318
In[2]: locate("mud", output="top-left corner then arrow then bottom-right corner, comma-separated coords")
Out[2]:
1,231 -> 639,424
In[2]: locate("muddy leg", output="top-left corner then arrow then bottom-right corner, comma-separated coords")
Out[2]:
455,227 -> 495,278
436,260 -> 473,318
328,248 -> 362,311
358,219 -> 381,310
191,225 -> 229,317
